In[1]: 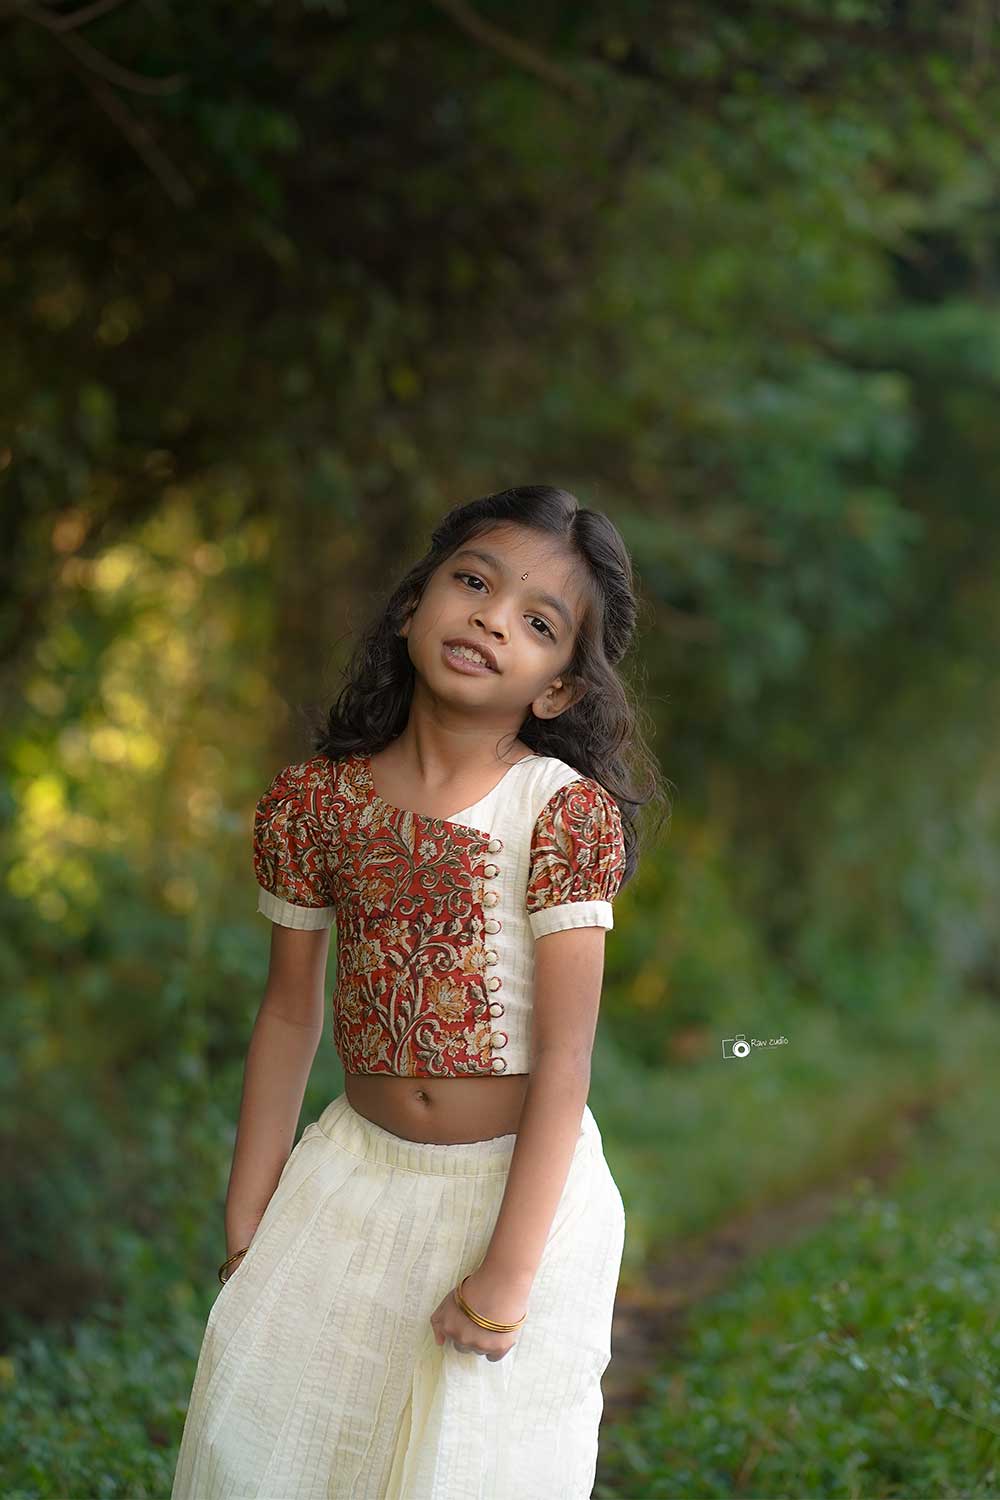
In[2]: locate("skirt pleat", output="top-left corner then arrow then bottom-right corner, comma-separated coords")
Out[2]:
170,1093 -> 626,1500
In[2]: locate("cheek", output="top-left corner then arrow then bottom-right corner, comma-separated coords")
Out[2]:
412,591 -> 451,632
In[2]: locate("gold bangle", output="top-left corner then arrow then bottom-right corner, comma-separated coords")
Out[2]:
218,1246 -> 249,1285
454,1275 -> 527,1332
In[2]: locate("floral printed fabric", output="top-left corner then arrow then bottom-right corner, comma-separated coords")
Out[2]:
253,754 -> 499,1075
524,778 -> 627,940
331,777 -> 498,1076
252,759 -> 338,928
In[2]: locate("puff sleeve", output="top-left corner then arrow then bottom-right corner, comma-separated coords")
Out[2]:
253,758 -> 337,930
525,777 -> 626,939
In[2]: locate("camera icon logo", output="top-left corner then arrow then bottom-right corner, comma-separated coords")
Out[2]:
721,1033 -> 751,1060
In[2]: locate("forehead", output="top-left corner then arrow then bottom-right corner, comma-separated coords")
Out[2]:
450,526 -> 584,591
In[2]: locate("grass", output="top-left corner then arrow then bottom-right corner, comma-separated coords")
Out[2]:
595,1017 -> 1000,1498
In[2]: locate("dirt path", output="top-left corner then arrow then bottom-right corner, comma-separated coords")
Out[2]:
598,1085 -> 956,1433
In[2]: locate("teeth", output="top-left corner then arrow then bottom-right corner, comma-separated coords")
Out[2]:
448,644 -> 491,667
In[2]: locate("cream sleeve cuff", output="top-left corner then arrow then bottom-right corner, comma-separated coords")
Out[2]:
528,900 -> 614,940
256,884 -> 336,930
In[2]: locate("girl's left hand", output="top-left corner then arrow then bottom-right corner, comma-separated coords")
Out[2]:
429,1265 -> 532,1362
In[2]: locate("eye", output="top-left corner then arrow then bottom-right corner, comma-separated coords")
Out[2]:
453,572 -> 556,640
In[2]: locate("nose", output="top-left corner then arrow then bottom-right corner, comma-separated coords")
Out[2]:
470,606 -> 508,642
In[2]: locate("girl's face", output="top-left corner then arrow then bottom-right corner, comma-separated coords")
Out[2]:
400,525 -> 590,724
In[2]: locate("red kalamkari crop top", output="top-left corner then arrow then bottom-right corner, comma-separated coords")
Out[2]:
252,748 -> 626,1077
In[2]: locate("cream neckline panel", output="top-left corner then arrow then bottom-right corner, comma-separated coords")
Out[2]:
357,750 -> 542,837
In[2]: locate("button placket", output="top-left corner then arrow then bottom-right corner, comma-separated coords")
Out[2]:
482,836 -> 507,1071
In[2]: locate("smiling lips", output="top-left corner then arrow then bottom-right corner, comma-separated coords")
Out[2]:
443,639 -> 498,671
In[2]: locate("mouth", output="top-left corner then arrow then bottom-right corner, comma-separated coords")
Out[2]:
442,640 -> 498,674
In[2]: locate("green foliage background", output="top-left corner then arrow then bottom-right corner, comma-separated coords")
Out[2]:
3,1 -> 1000,1494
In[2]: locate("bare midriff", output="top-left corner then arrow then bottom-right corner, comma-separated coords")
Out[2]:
344,1072 -> 531,1144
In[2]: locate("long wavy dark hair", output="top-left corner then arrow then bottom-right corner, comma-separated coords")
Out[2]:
307,485 -> 670,887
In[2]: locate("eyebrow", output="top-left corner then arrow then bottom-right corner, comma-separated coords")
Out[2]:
452,549 -> 576,635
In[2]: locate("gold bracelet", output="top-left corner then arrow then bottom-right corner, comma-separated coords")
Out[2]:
454,1274 -> 527,1332
218,1246 -> 249,1285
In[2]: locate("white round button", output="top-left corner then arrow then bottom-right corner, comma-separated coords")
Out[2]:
485,950 -> 498,965
488,1001 -> 505,1018
487,838 -> 503,853
483,891 -> 499,907
489,1030 -> 508,1048
483,863 -> 499,878
491,1056 -> 507,1073
487,976 -> 502,992
485,918 -> 501,934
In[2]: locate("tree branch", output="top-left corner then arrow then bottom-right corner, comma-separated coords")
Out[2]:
23,0 -> 133,31
84,71 -> 195,206
428,0 -> 594,105
11,0 -> 189,94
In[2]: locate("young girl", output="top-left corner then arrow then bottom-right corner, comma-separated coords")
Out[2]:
170,484 -> 658,1500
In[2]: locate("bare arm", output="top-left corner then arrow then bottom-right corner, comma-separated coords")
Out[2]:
479,1053 -> 590,1292
479,923 -> 606,1288
224,925 -> 331,1256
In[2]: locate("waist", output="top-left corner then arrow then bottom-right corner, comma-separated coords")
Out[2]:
343,1071 -> 531,1144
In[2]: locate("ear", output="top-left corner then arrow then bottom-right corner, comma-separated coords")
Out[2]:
531,673 -> 588,720
398,594 -> 419,638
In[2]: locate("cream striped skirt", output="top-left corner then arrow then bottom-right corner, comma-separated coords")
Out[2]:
170,1092 -> 626,1500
